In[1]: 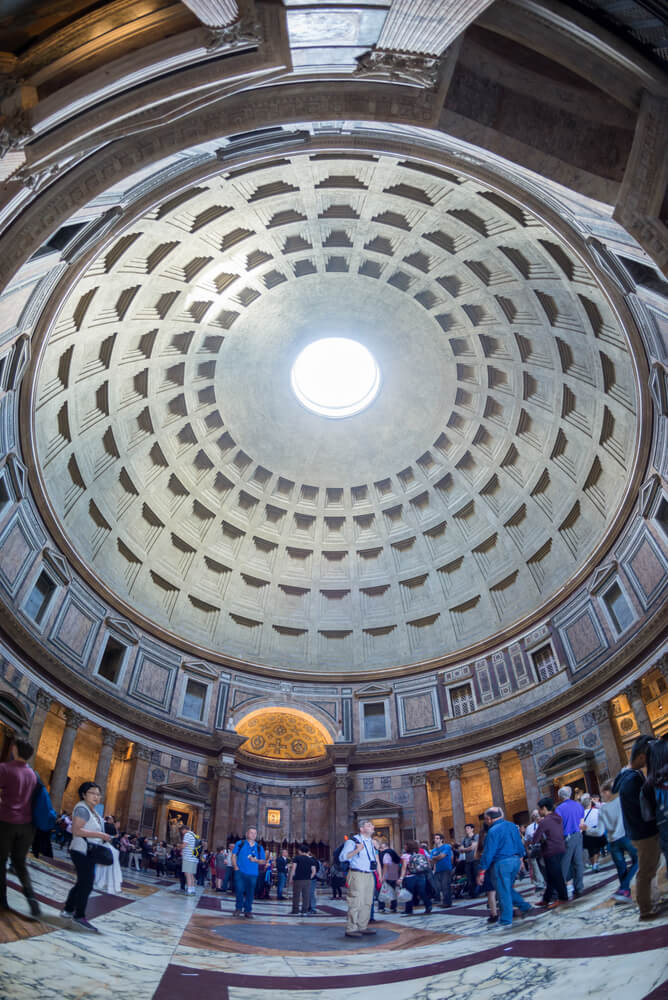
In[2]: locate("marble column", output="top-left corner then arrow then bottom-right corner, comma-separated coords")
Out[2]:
411,772 -> 431,843
484,754 -> 506,813
624,680 -> 654,736
211,760 -> 235,847
28,690 -> 52,751
94,729 -> 119,797
50,708 -> 84,811
515,742 -> 540,813
446,764 -> 465,842
333,771 -> 351,848
126,744 -> 151,833
591,703 -> 623,776
245,782 -> 261,830
290,787 -> 306,843
181,0 -> 238,26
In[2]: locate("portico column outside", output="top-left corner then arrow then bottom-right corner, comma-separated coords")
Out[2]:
211,761 -> 235,847
94,728 -> 120,797
624,680 -> 654,736
484,754 -> 506,814
50,708 -> 84,811
126,744 -> 151,833
28,690 -> 52,751
411,772 -> 431,843
591,703 -> 623,776
446,764 -> 465,842
515,742 -> 540,813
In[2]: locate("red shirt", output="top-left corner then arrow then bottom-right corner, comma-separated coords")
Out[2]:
0,760 -> 37,824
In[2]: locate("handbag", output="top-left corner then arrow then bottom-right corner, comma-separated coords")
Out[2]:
527,842 -> 543,860
31,772 -> 57,832
397,887 -> 413,903
378,880 -> 395,903
87,841 -> 114,866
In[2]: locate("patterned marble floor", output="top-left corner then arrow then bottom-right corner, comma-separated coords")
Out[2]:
1,854 -> 667,1000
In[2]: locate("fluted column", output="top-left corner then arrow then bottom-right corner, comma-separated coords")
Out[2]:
180,0 -> 238,26
290,787 -> 306,843
515,742 -> 540,813
446,764 -> 465,842
245,781 -> 262,830
484,754 -> 506,814
94,729 -> 120,796
126,744 -> 151,833
28,690 -> 52,751
49,709 -> 84,811
591,704 -> 623,776
333,771 -> 351,847
211,760 -> 235,847
411,772 -> 431,843
624,680 -> 654,736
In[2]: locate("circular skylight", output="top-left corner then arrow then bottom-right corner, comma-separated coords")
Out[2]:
291,338 -> 381,418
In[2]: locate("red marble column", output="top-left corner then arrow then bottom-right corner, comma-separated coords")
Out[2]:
211,760 -> 235,847
591,703 -> 623,776
515,742 -> 541,813
484,754 -> 506,814
446,764 -> 465,842
411,772 -> 431,843
28,690 -> 52,751
50,708 -> 84,811
94,728 -> 120,797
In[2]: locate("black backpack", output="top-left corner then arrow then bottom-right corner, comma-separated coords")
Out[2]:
333,841 -> 350,874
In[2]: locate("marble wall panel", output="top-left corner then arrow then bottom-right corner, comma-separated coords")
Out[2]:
556,599 -> 609,672
0,511 -> 39,597
47,585 -> 103,666
623,531 -> 667,609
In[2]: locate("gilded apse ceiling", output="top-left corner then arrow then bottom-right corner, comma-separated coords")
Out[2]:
236,707 -> 331,759
29,151 -> 641,674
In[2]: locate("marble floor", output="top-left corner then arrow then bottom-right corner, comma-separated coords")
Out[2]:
1,853 -> 667,1000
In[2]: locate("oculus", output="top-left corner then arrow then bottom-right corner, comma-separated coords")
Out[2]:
290,337 -> 381,418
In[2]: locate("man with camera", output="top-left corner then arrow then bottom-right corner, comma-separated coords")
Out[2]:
339,819 -> 379,938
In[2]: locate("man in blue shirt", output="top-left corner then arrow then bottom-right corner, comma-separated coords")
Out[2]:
430,833 -> 453,907
232,826 -> 265,918
555,786 -> 585,897
477,807 -> 532,928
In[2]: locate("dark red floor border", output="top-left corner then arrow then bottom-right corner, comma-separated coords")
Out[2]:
154,923 -> 668,998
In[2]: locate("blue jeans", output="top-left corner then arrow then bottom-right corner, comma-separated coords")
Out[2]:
277,872 -> 287,899
235,870 -> 257,913
608,836 -> 638,891
403,874 -> 431,913
490,856 -> 530,925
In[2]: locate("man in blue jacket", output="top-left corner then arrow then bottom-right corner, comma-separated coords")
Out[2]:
232,826 -> 265,918
477,807 -> 533,928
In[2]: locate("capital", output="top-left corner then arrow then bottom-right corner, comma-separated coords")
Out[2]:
133,744 -> 151,762
410,772 -> 427,786
64,708 -> 85,729
484,754 -> 502,772
35,690 -> 52,710
290,786 -> 306,798
623,680 -> 645,703
334,773 -> 350,789
101,728 -> 119,748
247,782 -> 262,796
590,704 -> 610,725
515,741 -> 533,759
215,763 -> 234,780
446,764 -> 462,781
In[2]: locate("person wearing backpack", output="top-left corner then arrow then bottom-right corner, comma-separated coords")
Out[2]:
0,736 -> 40,918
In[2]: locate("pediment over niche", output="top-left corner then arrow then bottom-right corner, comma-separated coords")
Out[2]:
43,547 -> 70,585
182,660 -> 218,679
105,616 -> 139,644
354,683 -> 392,699
155,781 -> 208,804
589,561 -> 617,594
355,798 -> 402,815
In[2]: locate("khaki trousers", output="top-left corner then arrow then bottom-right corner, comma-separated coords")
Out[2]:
346,870 -> 375,932
632,834 -> 661,917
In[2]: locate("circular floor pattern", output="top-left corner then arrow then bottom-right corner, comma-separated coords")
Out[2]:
211,920 -> 401,951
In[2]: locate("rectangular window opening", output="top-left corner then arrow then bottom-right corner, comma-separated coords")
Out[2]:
183,678 -> 207,722
603,582 -> 633,635
24,570 -> 56,624
363,701 -> 386,739
97,636 -> 127,684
